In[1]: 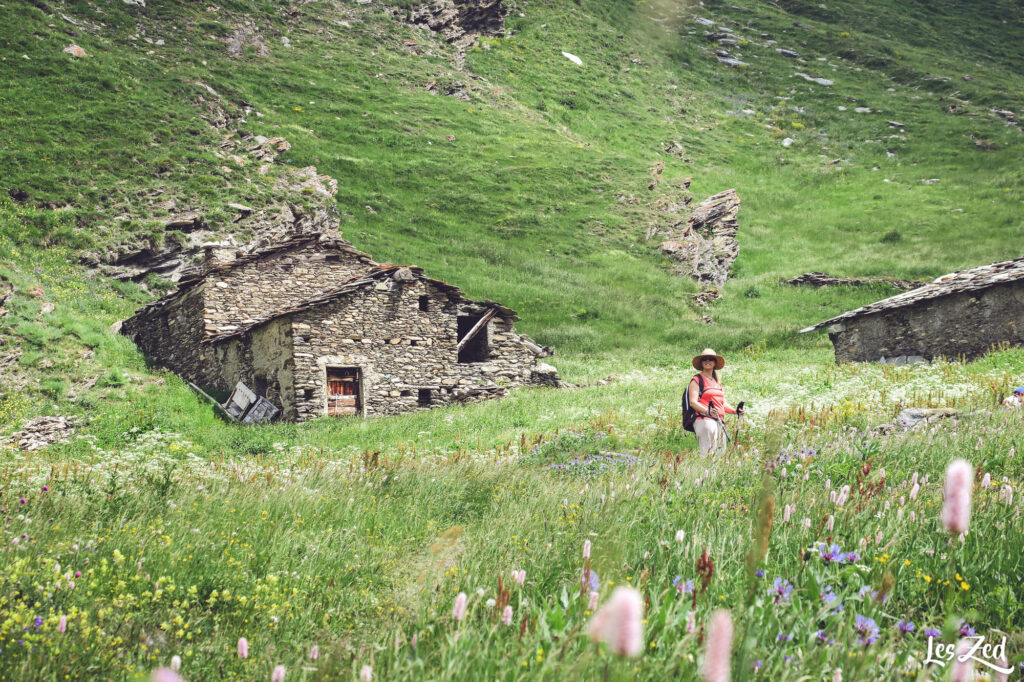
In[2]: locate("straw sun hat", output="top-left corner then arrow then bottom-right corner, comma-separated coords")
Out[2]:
692,348 -> 725,371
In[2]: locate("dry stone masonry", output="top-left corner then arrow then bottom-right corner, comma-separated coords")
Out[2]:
801,256 -> 1024,363
122,234 -> 558,421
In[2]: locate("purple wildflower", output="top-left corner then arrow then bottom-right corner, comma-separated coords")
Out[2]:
855,614 -> 880,646
673,576 -> 694,595
924,628 -> 941,638
959,622 -> 976,637
897,620 -> 915,633
820,585 -> 843,611
776,633 -> 791,642
819,543 -> 841,563
754,569 -> 765,578
770,578 -> 794,605
582,569 -> 601,592
752,660 -> 763,671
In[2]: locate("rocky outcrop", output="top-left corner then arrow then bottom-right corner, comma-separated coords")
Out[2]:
691,289 -> 721,307
83,83 -> 343,283
660,189 -> 740,288
407,0 -> 508,46
10,416 -> 77,451
784,272 -> 923,291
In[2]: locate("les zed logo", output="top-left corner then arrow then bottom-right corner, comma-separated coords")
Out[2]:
924,635 -> 1013,675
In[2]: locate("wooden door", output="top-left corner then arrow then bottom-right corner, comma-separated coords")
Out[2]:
327,368 -> 360,416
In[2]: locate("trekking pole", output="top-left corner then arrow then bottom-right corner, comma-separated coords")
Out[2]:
729,401 -> 745,453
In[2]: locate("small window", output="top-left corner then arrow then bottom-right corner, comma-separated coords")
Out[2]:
418,389 -> 431,406
410,340 -> 419,347
418,295 -> 430,312
303,389 -> 313,400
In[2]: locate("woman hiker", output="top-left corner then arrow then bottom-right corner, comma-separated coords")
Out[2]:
688,348 -> 743,457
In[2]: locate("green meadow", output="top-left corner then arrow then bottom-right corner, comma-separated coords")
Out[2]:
0,0 -> 1022,678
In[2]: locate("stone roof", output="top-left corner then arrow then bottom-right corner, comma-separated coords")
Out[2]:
206,265 -> 519,343
799,255 -> 1024,333
177,233 -> 376,289
127,233 -> 376,321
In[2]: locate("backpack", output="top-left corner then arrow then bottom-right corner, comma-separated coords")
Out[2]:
682,374 -> 706,433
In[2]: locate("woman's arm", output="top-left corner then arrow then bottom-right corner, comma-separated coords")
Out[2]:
688,379 -> 707,416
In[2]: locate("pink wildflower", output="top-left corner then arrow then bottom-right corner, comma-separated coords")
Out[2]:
170,655 -> 181,672
686,610 -> 696,633
675,529 -> 686,543
360,664 -> 373,682
237,637 -> 249,659
587,586 -> 644,657
702,609 -> 733,682
942,459 -> 973,535
309,645 -> 319,660
982,473 -> 991,488
827,515 -> 834,532
802,517 -> 811,529
783,504 -> 791,523
271,664 -> 286,682
501,606 -> 513,626
588,590 -> 599,611
583,540 -> 591,559
150,669 -> 183,682
950,639 -> 974,682
452,592 -> 468,621
58,615 -> 67,633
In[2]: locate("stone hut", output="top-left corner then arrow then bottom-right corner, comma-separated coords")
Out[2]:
799,256 -> 1024,363
122,233 -> 558,420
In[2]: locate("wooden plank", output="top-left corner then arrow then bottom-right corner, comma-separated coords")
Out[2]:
456,308 -> 496,351
187,382 -> 239,423
241,396 -> 280,424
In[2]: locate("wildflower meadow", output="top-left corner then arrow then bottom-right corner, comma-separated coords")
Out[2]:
1,352 -> 1022,680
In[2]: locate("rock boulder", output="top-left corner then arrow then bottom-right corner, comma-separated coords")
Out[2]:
660,189 -> 741,288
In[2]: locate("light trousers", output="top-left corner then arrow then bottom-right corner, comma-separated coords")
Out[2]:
695,418 -> 726,457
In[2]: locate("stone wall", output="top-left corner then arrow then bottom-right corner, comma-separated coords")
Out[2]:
202,239 -> 375,337
121,286 -> 211,386
829,280 -> 1024,362
212,319 -> 297,418
265,277 -> 546,420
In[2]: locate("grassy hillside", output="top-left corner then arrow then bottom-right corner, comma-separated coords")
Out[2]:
1,0 -> 1023,678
